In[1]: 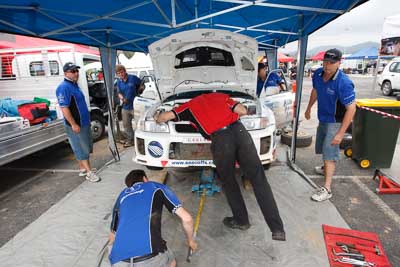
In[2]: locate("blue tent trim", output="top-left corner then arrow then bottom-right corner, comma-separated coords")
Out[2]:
0,0 -> 369,52
346,47 -> 378,60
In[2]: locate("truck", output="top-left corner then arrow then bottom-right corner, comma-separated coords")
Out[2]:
0,43 -> 108,166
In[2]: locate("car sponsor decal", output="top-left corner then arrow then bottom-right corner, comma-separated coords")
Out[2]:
148,141 -> 163,158
168,160 -> 214,166
161,160 -> 168,167
182,137 -> 210,143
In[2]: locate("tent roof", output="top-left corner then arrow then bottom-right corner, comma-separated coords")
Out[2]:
0,0 -> 368,52
345,46 -> 378,59
311,51 -> 325,61
278,52 -> 294,62
0,34 -> 99,55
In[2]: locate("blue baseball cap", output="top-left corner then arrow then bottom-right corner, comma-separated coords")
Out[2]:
323,49 -> 342,63
63,62 -> 80,72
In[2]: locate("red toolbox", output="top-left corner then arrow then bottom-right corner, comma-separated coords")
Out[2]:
322,224 -> 392,267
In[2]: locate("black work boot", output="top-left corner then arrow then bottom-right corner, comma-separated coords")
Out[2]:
272,231 -> 286,241
223,217 -> 250,230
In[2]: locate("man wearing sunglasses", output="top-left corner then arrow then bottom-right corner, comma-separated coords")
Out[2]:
304,49 -> 356,202
56,62 -> 101,183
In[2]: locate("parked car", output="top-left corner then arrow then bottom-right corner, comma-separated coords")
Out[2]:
378,57 -> 400,96
133,29 -> 294,170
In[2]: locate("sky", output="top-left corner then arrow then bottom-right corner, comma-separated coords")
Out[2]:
280,0 -> 400,53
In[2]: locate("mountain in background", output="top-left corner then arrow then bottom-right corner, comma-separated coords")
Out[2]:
284,41 -> 380,57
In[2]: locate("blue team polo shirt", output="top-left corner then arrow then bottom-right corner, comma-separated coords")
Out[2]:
312,67 -> 355,123
256,72 -> 283,97
109,181 -> 182,265
56,79 -> 90,127
116,74 -> 141,110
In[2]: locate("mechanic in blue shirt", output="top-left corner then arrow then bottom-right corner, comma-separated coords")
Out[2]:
115,65 -> 144,147
56,62 -> 100,182
304,49 -> 356,202
109,169 -> 197,266
256,62 -> 285,97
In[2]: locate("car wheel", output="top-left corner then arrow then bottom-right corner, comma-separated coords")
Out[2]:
146,166 -> 164,171
90,113 -> 105,142
340,134 -> 352,149
381,81 -> 393,96
280,130 -> 312,148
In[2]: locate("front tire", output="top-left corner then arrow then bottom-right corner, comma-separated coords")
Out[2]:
90,113 -> 105,142
381,81 -> 393,96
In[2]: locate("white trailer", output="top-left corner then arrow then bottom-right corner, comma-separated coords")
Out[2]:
0,45 -> 107,166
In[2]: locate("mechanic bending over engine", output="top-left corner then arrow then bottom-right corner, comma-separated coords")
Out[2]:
154,92 -> 286,241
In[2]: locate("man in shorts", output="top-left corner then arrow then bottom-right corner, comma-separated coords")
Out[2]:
56,62 -> 100,182
304,49 -> 356,201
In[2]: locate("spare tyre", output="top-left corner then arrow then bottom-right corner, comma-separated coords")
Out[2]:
280,130 -> 312,148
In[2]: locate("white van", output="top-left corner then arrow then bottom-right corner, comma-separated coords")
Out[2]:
0,45 -> 107,166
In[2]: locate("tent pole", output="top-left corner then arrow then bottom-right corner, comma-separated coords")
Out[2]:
291,14 -> 308,162
100,46 -> 120,162
372,56 -> 381,93
171,0 -> 176,27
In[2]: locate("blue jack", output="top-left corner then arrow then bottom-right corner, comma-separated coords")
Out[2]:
191,168 -> 221,196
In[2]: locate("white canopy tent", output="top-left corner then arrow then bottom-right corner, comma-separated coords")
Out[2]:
373,13 -> 400,91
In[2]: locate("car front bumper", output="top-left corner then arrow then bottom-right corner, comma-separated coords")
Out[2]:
133,125 -> 276,168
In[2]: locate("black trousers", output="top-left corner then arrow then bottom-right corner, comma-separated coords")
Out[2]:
210,122 -> 284,232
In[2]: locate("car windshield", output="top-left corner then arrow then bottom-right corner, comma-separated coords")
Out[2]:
164,90 -> 254,102
174,46 -> 235,69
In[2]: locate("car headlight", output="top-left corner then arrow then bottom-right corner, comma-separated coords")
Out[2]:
138,120 -> 170,133
241,117 -> 269,130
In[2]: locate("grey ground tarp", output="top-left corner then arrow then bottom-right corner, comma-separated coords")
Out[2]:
0,145 -> 348,267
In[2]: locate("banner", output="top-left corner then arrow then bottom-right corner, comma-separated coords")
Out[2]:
380,14 -> 400,56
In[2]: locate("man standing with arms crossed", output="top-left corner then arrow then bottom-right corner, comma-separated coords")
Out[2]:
305,49 -> 356,201
115,65 -> 144,147
56,62 -> 100,182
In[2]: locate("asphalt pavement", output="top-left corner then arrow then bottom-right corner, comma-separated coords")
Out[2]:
295,75 -> 400,265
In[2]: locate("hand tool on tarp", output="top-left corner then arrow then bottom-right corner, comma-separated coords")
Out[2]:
337,242 -> 382,256
333,256 -> 376,267
332,248 -> 365,261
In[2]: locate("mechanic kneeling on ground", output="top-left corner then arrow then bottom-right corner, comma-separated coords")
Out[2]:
154,92 -> 286,241
108,169 -> 197,266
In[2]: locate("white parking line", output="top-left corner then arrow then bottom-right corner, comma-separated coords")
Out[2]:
353,177 -> 400,226
0,170 -> 48,200
0,167 -> 79,173
308,175 -> 371,179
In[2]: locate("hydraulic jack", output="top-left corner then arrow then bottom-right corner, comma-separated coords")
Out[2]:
187,168 -> 220,262
191,168 -> 221,196
373,169 -> 400,194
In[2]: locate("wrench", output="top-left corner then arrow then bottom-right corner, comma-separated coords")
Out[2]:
333,256 -> 375,267
332,248 -> 365,261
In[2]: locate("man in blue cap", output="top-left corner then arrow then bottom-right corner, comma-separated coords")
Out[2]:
304,49 -> 356,201
56,62 -> 100,182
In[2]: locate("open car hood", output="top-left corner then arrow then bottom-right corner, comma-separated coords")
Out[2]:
148,29 -> 258,100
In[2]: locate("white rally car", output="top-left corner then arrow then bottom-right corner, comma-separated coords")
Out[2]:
133,29 -> 294,169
